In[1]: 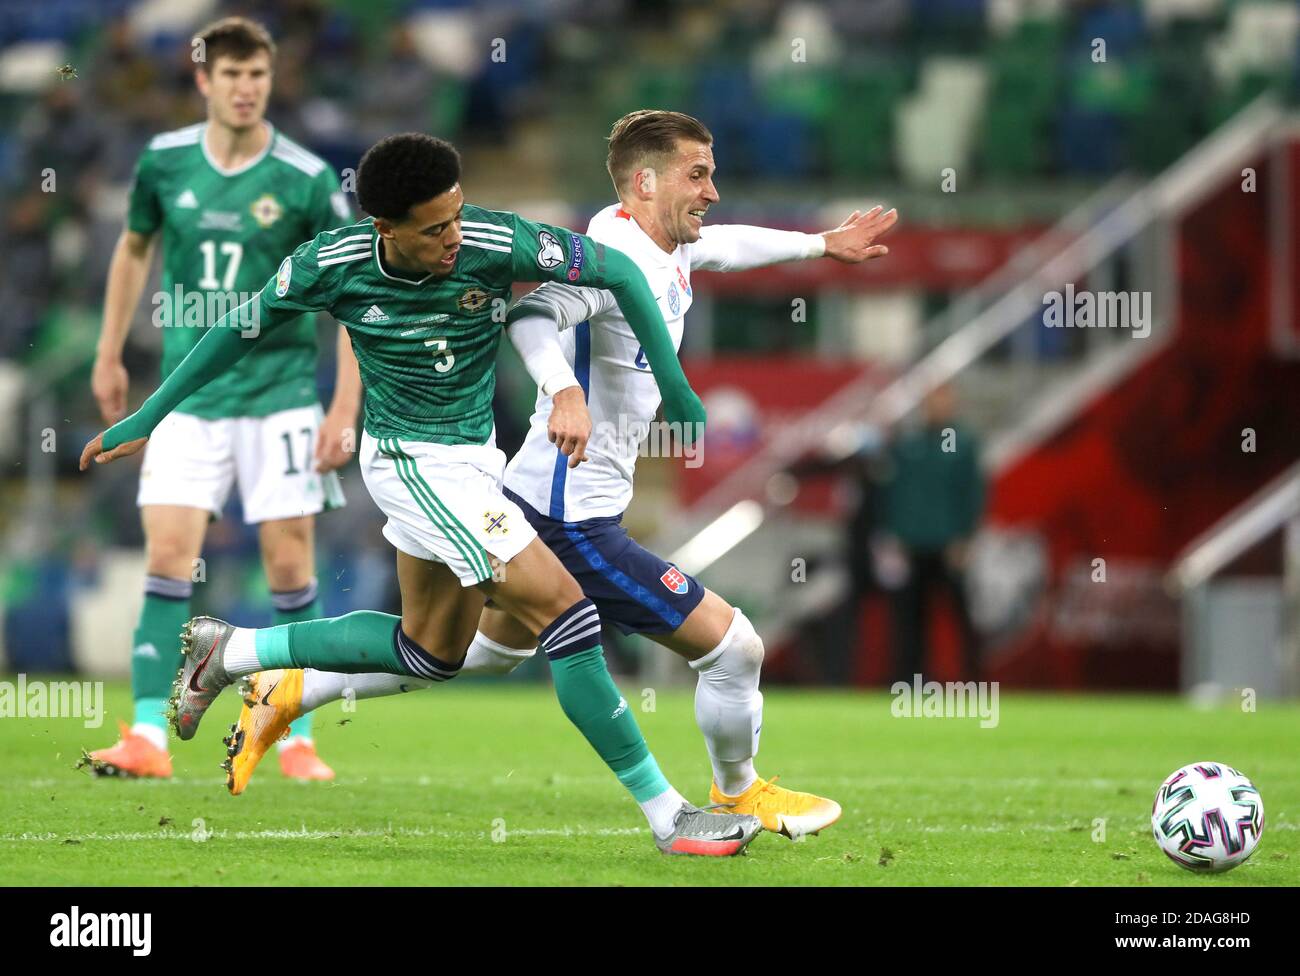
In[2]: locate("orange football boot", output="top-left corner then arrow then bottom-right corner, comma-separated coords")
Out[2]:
278,739 -> 335,781
87,720 -> 173,778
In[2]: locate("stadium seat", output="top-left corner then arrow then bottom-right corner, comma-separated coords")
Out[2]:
1207,0 -> 1300,86
1073,6 -> 1149,58
980,21 -> 1064,178
894,57 -> 988,187
1057,104 -> 1126,174
826,59 -> 910,179
3,561 -> 74,673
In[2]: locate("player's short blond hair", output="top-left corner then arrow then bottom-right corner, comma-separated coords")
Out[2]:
606,110 -> 713,194
194,16 -> 276,70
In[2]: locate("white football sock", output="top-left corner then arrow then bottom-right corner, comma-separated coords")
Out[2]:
222,627 -> 261,676
462,631 -> 536,675
641,786 -> 689,838
690,609 -> 765,797
276,735 -> 313,752
299,669 -> 431,713
130,722 -> 167,751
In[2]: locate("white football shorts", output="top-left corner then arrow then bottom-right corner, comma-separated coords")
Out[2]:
360,431 -> 535,586
136,404 -> 346,524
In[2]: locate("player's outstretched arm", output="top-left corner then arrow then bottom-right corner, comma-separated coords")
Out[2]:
818,205 -> 899,263
79,292 -> 299,468
83,237 -> 331,467
506,215 -> 703,441
690,206 -> 898,272
590,247 -> 706,442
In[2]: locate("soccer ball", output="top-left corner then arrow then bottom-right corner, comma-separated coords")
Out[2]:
1151,762 -> 1264,873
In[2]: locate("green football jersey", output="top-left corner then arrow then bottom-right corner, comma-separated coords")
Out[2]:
102,200 -> 702,456
257,207 -> 616,445
127,121 -> 352,418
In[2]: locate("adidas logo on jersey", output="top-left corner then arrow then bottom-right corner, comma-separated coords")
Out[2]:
361,304 -> 389,323
176,189 -> 198,209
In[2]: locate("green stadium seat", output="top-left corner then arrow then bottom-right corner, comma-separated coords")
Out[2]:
826,60 -> 911,180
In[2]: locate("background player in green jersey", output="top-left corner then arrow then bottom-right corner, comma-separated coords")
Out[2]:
87,18 -> 358,782
81,134 -> 766,856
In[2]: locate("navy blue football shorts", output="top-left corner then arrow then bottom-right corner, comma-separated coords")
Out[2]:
504,488 -> 706,635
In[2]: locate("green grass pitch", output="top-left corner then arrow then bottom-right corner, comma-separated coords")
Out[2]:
1,680 -> 1295,886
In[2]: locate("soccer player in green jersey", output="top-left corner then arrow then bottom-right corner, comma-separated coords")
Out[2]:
87,18 -> 357,782
80,133 -> 764,855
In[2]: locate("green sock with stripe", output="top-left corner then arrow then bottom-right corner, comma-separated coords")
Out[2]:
253,610 -> 408,673
131,577 -> 193,739
539,600 -> 672,806
271,580 -> 323,742
549,646 -> 669,801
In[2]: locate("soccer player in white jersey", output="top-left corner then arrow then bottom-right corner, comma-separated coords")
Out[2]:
491,109 -> 896,837
227,110 -> 896,838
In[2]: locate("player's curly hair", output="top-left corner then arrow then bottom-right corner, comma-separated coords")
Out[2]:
356,133 -> 462,222
607,110 -> 713,194
193,17 -> 276,68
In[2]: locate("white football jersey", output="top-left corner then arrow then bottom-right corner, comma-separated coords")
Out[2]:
503,204 -> 822,522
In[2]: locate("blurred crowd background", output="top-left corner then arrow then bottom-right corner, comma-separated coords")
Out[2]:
0,0 -> 1297,693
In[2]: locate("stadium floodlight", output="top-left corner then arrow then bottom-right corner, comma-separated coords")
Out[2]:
670,500 -> 764,576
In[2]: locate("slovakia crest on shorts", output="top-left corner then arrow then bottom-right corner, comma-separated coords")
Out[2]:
660,566 -> 688,594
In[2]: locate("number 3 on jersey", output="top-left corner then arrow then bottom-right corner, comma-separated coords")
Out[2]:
424,337 -> 455,373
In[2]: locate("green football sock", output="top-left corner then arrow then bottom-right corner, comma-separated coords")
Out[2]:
254,610 -> 407,673
549,646 -> 669,802
131,581 -> 192,733
273,589 -> 323,740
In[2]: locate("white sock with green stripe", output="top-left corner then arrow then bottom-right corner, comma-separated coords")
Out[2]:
300,669 -> 431,711
297,632 -> 531,712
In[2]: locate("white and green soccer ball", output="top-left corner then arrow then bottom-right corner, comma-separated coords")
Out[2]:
1151,762 -> 1264,873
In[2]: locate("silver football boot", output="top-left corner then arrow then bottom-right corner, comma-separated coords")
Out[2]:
167,616 -> 238,741
654,803 -> 763,856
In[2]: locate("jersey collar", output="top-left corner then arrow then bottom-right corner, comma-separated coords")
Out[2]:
201,120 -> 275,177
608,204 -> 677,268
373,234 -> 437,286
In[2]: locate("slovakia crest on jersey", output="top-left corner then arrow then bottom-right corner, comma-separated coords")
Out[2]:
666,281 -> 681,315
660,566 -> 689,594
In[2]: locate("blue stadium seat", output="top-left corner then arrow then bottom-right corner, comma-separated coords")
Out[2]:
750,112 -> 814,180
1058,105 -> 1125,174
3,561 -> 74,673
1074,7 -> 1148,57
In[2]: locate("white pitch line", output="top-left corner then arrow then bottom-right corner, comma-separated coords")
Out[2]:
27,775 -> 1171,790
0,825 -> 647,843
3,822 -> 1291,844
